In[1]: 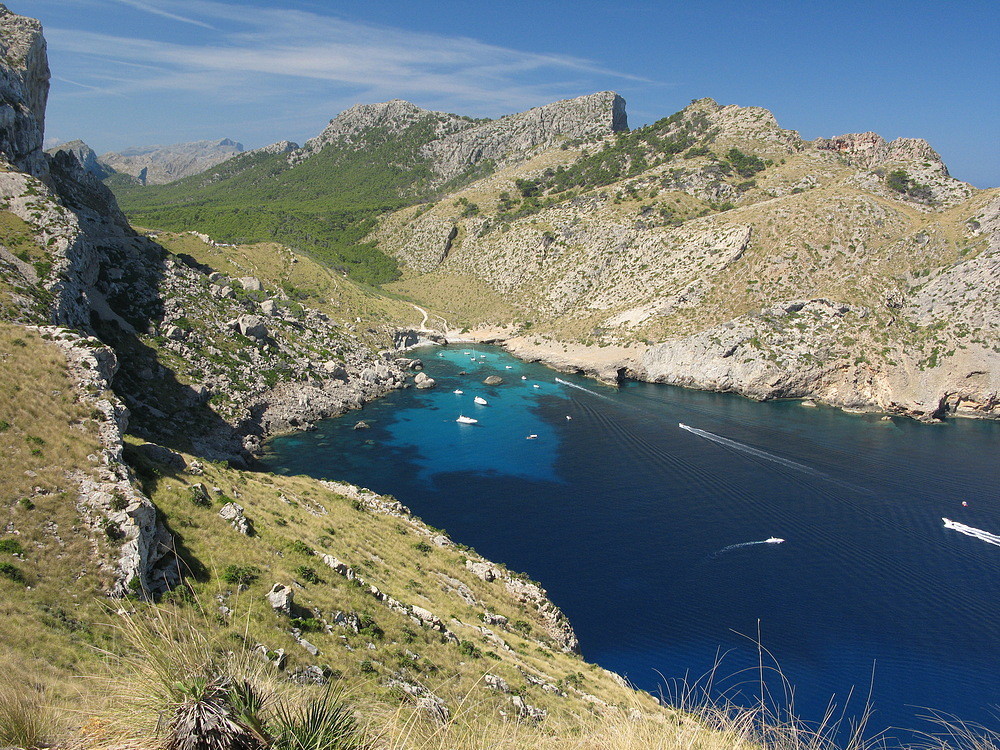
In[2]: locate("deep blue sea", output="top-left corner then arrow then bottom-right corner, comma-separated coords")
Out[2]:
263,345 -> 1000,742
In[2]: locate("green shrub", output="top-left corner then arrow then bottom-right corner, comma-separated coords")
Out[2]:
0,562 -> 25,585
288,540 -> 315,556
0,539 -> 23,555
295,566 -> 321,584
221,564 -> 260,586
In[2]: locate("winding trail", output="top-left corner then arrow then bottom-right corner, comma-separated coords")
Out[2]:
410,303 -> 449,333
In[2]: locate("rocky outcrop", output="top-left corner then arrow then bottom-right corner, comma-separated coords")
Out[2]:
296,99 -> 471,162
816,132 -> 945,173
294,92 -> 627,184
99,138 -> 244,184
637,296 -> 1000,421
0,3 -> 49,176
45,139 -> 113,179
242,140 -> 298,158
424,91 -> 627,182
37,327 -> 179,596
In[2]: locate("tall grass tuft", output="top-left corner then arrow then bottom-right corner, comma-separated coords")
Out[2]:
0,677 -> 55,749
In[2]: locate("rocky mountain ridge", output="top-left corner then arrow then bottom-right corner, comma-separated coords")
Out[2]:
296,92 -> 627,184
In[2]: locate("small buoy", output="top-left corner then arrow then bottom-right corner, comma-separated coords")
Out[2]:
962,501 -> 969,507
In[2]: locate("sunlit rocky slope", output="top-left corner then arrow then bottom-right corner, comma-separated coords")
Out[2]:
374,99 -> 999,421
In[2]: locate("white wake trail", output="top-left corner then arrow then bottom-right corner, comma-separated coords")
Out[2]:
943,518 -> 1000,548
678,423 -> 824,477
555,377 -> 614,402
714,538 -> 786,556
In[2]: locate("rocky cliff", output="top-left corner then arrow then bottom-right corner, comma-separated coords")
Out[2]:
0,3 -> 48,176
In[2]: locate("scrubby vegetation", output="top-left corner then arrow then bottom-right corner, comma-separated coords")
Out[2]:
111,117 -> 490,286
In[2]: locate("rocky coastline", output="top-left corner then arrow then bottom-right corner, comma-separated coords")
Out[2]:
432,323 -> 999,423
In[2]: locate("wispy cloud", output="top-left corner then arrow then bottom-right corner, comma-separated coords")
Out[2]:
45,0 -> 650,116
111,0 -> 216,29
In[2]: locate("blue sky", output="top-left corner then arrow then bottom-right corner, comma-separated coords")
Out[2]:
25,0 -> 1000,186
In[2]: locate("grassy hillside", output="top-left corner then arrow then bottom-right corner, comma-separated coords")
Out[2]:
109,115 -> 492,286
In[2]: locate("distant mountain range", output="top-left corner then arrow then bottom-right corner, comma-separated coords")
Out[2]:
46,137 -> 243,185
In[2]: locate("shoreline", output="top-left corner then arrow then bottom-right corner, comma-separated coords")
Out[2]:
434,327 -> 998,424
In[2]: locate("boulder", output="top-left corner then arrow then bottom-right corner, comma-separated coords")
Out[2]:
414,371 -> 436,389
219,502 -> 253,535
134,442 -> 186,470
266,583 -> 294,614
322,360 -> 348,379
483,375 -> 503,385
260,299 -> 278,316
230,315 -> 269,340
239,276 -> 263,292
466,560 -> 498,581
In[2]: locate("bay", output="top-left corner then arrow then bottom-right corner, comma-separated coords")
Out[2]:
263,344 -> 1000,742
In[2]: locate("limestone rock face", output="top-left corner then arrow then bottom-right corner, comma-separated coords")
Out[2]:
0,3 -> 49,176
424,91 -> 628,182
99,138 -> 244,184
816,132 -> 944,173
299,99 -> 471,159
295,92 -> 627,184
45,139 -> 113,179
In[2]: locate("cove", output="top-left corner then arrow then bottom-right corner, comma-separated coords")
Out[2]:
262,344 -> 1000,742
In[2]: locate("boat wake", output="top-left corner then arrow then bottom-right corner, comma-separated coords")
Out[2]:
943,518 -> 1000,547
555,377 -> 613,401
713,538 -> 785,556
678,423 -> 823,477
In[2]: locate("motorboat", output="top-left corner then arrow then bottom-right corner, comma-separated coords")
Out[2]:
526,434 -> 538,440
453,389 -> 464,394
474,396 -> 488,405
764,537 -> 785,544
456,415 -> 478,424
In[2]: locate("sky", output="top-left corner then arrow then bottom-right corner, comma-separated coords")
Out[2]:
22,0 -> 1000,187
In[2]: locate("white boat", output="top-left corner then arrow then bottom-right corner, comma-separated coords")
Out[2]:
456,415 -> 478,424
453,389 -> 464,394
532,384 -> 540,388
526,434 -> 538,440
505,366 -> 512,369
765,537 -> 785,544
521,376 -> 527,380
474,396 -> 488,405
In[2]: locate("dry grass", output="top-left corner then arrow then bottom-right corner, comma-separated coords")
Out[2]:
0,323 -> 112,681
148,231 -> 414,328
0,654 -> 68,749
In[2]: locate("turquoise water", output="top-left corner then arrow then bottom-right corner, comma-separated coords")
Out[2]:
264,345 -> 1000,741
